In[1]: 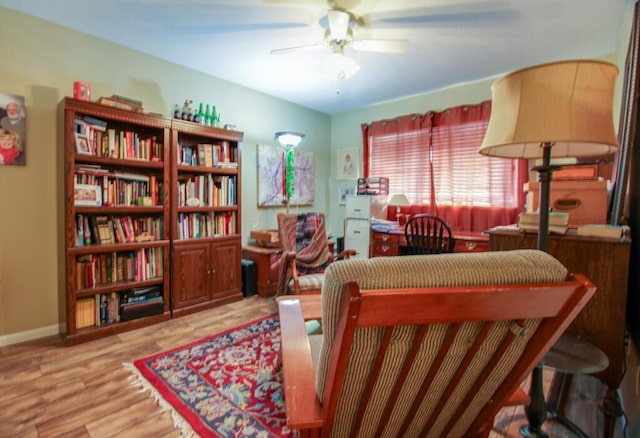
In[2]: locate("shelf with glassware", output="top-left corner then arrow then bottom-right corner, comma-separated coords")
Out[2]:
60,97 -> 172,345
169,120 -> 244,317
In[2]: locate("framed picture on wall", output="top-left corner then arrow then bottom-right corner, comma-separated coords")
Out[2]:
337,148 -> 358,180
0,92 -> 26,166
338,187 -> 355,205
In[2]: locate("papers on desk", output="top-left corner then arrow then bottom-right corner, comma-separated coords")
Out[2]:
371,218 -> 399,233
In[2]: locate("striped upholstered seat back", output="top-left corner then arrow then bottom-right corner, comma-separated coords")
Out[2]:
315,249 -> 568,438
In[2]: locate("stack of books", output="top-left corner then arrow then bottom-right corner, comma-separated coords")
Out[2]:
576,224 -> 629,239
518,212 -> 569,234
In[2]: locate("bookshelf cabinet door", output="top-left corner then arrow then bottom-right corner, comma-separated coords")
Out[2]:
172,241 -> 212,311
211,239 -> 242,300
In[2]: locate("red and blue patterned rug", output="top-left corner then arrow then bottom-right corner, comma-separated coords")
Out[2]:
125,315 -> 292,437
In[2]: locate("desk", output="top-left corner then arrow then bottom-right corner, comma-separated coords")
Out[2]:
488,228 -> 631,437
370,228 -> 488,257
242,242 -> 335,297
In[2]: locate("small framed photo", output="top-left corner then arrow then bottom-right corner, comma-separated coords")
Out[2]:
74,184 -> 102,206
337,148 -> 358,180
338,187 -> 355,205
75,132 -> 91,155
0,92 -> 26,166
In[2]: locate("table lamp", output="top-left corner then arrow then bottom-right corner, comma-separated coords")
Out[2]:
388,194 -> 410,224
479,60 -> 619,437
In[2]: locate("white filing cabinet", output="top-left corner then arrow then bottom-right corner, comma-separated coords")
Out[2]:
344,195 -> 387,259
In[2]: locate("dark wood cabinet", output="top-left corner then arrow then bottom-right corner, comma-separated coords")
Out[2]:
370,230 -> 488,256
211,239 -> 242,301
172,238 -> 241,316
171,240 -> 211,312
371,230 -> 401,257
488,229 -> 631,396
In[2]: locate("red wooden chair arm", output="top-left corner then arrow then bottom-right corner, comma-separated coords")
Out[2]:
336,249 -> 356,260
277,298 -> 324,434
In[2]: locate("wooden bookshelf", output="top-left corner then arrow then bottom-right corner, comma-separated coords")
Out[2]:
60,98 -> 171,345
169,119 -> 244,317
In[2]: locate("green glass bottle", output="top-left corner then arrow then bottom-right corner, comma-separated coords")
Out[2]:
205,104 -> 211,126
211,105 -> 217,127
196,103 -> 204,124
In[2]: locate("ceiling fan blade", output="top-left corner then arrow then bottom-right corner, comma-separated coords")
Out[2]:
361,2 -> 517,29
352,39 -> 409,53
327,9 -> 350,40
270,43 -> 327,55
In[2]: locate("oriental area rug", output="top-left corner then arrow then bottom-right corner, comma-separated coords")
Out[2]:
124,315 -> 292,437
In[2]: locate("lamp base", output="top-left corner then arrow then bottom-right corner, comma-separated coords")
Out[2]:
519,425 -> 549,438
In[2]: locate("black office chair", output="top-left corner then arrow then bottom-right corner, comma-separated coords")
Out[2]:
404,213 -> 454,255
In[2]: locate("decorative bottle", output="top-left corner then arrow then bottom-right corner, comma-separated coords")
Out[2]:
205,104 -> 212,126
197,103 -> 205,124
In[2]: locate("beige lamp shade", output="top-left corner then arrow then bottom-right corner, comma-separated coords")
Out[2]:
479,60 -> 619,159
388,194 -> 410,206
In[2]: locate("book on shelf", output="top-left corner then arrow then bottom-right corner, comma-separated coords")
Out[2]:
218,161 -> 238,169
76,297 -> 96,329
110,94 -> 143,107
517,212 -> 569,234
576,224 -> 629,239
204,144 -> 214,167
97,96 -> 144,113
95,216 -> 114,244
114,171 -> 150,182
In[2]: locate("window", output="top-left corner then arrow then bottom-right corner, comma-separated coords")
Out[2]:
362,101 -> 526,231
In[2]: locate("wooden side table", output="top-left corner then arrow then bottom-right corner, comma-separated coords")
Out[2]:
488,228 -> 631,438
241,246 -> 282,297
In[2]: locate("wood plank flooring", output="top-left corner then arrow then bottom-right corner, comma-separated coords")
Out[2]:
0,295 -> 623,437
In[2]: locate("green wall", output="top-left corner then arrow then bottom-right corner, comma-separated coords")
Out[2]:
0,7 -> 330,343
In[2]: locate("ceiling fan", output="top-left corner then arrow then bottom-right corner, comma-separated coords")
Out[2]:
270,8 -> 409,80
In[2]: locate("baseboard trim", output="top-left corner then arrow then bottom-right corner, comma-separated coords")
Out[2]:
0,324 -> 63,347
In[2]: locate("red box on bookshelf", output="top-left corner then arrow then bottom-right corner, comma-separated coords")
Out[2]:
73,81 -> 92,101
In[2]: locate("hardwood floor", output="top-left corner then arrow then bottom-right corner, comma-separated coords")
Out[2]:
0,296 -> 623,437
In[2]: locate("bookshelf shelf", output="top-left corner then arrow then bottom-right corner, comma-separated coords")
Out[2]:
75,154 -> 165,169
74,206 -> 165,215
68,240 -> 169,255
75,277 -> 164,299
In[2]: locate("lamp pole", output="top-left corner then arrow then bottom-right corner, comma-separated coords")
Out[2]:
520,142 -> 554,438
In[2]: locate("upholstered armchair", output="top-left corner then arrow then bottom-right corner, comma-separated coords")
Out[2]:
277,250 -> 596,437
276,212 -> 355,295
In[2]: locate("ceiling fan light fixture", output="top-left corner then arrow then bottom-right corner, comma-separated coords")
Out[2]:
324,50 -> 360,80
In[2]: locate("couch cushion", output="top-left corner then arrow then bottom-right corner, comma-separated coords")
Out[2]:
289,273 -> 324,292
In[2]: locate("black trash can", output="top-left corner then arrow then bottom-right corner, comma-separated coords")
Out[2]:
241,259 -> 257,297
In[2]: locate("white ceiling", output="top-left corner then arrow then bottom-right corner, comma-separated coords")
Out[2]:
0,0 -> 628,115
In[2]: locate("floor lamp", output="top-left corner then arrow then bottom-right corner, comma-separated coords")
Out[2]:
479,60 -> 619,437
275,131 -> 305,213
